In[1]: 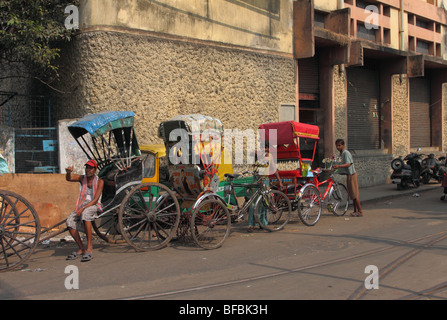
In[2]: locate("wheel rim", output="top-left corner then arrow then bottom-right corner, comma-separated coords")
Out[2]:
118,183 -> 180,251
298,186 -> 322,226
330,184 -> 349,216
0,190 -> 40,272
191,199 -> 230,249
255,190 -> 291,231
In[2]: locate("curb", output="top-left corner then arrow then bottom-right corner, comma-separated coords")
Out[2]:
360,184 -> 441,205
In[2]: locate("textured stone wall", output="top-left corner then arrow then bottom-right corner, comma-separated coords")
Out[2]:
351,151 -> 393,187
53,30 -> 296,171
391,74 -> 410,157
333,65 -> 347,149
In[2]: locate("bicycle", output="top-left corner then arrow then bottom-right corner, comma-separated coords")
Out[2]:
190,169 -> 292,249
218,169 -> 292,232
296,168 -> 349,226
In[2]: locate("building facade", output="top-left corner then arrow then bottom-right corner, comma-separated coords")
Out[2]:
295,0 -> 447,186
2,0 -> 446,187
54,0 -> 297,147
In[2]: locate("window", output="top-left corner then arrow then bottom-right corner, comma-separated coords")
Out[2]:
142,152 -> 156,178
357,21 -> 377,42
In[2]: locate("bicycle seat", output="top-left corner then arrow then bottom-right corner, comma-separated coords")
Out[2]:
225,173 -> 242,180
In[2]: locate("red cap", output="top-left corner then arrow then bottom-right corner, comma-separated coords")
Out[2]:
85,159 -> 98,168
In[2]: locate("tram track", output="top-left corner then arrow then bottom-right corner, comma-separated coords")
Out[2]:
348,231 -> 447,300
121,230 -> 447,300
398,281 -> 447,300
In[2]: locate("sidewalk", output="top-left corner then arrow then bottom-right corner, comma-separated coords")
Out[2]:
359,181 -> 441,204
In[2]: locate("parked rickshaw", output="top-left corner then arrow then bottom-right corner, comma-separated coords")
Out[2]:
157,114 -> 234,249
0,190 -> 41,272
258,121 -> 349,226
0,111 -> 183,271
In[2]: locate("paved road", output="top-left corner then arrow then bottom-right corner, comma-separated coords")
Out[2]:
1,188 -> 446,307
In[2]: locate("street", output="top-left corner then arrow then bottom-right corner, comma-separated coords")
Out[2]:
1,187 -> 447,305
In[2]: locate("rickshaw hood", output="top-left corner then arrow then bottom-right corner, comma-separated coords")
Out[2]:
68,111 -> 135,138
259,121 -> 319,145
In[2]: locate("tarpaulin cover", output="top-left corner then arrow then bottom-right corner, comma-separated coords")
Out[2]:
259,121 -> 319,145
158,114 -> 223,142
68,111 -> 135,138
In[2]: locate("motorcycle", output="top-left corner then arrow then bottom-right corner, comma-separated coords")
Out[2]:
390,152 -> 423,190
421,154 -> 445,184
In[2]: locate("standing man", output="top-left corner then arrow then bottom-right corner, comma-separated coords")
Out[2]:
332,139 -> 363,217
65,160 -> 104,262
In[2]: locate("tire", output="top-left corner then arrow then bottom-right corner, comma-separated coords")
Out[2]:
297,185 -> 322,226
421,172 -> 431,185
0,190 -> 41,272
391,158 -> 404,171
191,198 -> 231,249
254,190 -> 291,232
118,183 -> 180,251
329,183 -> 349,216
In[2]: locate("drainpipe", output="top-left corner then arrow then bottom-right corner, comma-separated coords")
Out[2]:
399,0 -> 405,51
337,0 -> 345,73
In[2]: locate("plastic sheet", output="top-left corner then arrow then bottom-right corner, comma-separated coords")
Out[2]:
68,111 -> 135,138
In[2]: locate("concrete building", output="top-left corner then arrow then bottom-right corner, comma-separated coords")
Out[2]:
53,0 -> 297,146
2,0 -> 447,188
295,0 -> 447,186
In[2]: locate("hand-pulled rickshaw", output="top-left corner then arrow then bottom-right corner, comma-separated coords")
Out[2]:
259,121 -> 349,226
158,114 -> 233,249
0,111 -> 182,271
67,111 -> 182,251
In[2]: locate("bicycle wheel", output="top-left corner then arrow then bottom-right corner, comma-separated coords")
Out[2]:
0,190 -> 41,272
254,190 -> 291,232
118,183 -> 180,251
92,209 -> 126,244
297,184 -> 322,226
329,183 -> 349,216
191,198 -> 231,249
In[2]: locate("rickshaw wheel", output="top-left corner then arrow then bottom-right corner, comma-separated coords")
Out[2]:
118,183 -> 180,251
92,209 -> 126,244
297,184 -> 322,226
254,190 -> 292,232
0,190 -> 41,272
190,198 -> 231,249
329,183 -> 349,216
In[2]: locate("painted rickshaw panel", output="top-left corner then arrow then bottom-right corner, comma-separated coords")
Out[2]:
140,144 -> 166,184
158,114 -> 232,198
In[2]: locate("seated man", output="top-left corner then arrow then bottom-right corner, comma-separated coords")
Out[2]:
65,160 -> 104,262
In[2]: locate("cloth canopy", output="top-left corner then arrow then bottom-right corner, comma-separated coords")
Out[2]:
259,121 -> 319,145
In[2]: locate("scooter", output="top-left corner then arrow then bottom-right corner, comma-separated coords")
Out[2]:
390,152 -> 423,190
421,154 -> 444,184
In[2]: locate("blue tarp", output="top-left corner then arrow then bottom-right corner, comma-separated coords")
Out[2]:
68,111 -> 135,138
0,155 -> 9,174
